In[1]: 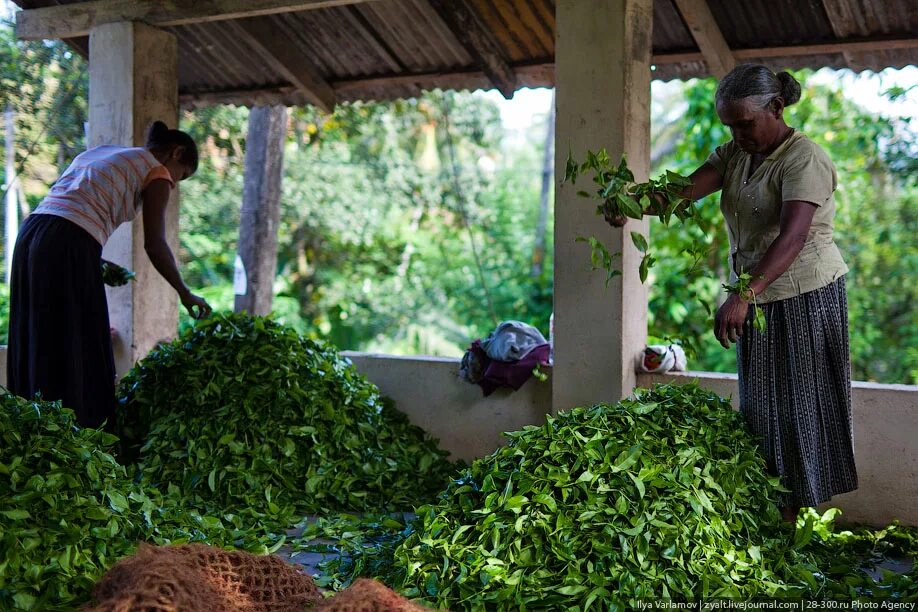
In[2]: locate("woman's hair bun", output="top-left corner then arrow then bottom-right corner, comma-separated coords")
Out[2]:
144,120 -> 200,175
777,71 -> 802,106
146,121 -> 170,142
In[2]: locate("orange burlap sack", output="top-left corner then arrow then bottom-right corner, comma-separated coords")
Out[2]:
87,543 -> 323,612
313,579 -> 440,612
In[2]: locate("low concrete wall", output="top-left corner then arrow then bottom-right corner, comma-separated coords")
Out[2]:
343,352 -> 553,463
2,343 -> 914,526
637,371 -> 918,527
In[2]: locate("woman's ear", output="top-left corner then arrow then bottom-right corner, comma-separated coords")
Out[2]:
171,145 -> 186,161
770,98 -> 785,118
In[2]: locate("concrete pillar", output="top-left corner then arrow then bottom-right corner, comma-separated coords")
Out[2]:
88,22 -> 179,376
553,0 -> 651,411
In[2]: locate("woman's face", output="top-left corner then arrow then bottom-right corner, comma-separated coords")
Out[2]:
163,146 -> 194,183
716,97 -> 784,155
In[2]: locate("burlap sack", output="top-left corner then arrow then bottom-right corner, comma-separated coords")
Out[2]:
87,543 -> 322,612
313,579 -> 440,612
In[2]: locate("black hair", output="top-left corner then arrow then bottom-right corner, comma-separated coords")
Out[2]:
715,64 -> 802,110
145,121 -> 199,175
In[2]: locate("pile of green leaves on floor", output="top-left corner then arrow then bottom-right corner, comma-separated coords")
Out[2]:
117,312 -> 459,535
387,382 -> 815,609
292,512 -> 415,591
0,394 -> 256,611
300,384 -> 916,609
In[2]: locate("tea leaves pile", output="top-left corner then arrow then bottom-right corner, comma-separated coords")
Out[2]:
118,313 -> 458,528
388,383 -> 816,609
0,395 -> 242,610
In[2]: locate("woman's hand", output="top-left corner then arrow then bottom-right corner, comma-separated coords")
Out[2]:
603,210 -> 627,227
714,294 -> 750,349
181,291 -> 212,320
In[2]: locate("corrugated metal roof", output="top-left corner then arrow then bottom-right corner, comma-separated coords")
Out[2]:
12,0 -> 918,107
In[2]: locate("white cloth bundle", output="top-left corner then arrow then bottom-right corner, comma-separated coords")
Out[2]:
638,344 -> 687,373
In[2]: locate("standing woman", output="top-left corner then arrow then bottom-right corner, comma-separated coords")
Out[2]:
7,121 -> 212,429
607,64 -> 858,522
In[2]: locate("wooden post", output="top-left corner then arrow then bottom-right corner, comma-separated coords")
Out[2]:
234,104 -> 287,316
553,0 -> 651,411
4,106 -> 19,283
531,90 -> 555,279
89,21 -> 179,376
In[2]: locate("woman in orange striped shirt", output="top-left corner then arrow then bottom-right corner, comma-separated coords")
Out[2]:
7,121 -> 212,429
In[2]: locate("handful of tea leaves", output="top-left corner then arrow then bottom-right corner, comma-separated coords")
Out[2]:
723,272 -> 767,332
564,149 -> 706,284
101,261 -> 135,286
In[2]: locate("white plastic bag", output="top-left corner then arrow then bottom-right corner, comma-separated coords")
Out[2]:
638,344 -> 687,373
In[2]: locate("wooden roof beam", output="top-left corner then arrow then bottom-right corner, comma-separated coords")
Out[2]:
232,17 -> 336,113
819,0 -> 861,70
426,0 -> 517,99
16,0 -> 379,41
672,0 -> 735,78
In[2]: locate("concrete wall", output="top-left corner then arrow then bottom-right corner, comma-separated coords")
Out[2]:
342,352 -> 553,463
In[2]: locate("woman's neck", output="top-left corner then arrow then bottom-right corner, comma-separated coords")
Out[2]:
761,124 -> 794,157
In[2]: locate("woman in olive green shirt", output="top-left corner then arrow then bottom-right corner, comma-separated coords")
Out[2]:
610,64 -> 858,523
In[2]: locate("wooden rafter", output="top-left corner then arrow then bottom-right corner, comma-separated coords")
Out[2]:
232,17 -> 336,113
177,35 -> 918,108
819,0 -> 862,70
426,0 -> 517,99
672,0 -> 735,78
16,0 -> 379,40
654,37 -> 918,64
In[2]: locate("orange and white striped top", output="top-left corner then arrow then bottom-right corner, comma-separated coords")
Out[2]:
33,145 -> 175,245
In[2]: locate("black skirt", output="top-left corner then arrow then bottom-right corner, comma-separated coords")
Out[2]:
737,276 -> 858,508
6,214 -> 117,429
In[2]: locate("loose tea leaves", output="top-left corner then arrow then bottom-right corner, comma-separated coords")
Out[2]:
101,261 -> 135,287
118,313 -> 459,528
0,394 -> 246,611
383,383 -> 819,610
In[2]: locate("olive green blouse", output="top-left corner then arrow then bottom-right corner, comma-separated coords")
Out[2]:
705,130 -> 848,304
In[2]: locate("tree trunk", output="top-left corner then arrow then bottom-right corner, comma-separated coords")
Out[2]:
234,105 -> 287,315
531,90 -> 555,278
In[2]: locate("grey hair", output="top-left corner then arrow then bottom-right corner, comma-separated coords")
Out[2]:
715,64 -> 802,110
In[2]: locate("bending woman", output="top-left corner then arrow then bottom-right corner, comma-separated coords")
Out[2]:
7,121 -> 212,428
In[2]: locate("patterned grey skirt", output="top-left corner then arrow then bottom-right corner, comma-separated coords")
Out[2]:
736,276 -> 858,508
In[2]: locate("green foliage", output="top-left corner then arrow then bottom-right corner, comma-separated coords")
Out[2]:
176,91 -> 552,356
564,150 -> 697,284
384,383 -> 815,609
100,261 -> 135,286
0,393 -> 253,611
118,313 -> 459,527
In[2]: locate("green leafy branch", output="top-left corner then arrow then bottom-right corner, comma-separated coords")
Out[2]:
564,149 -> 699,284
